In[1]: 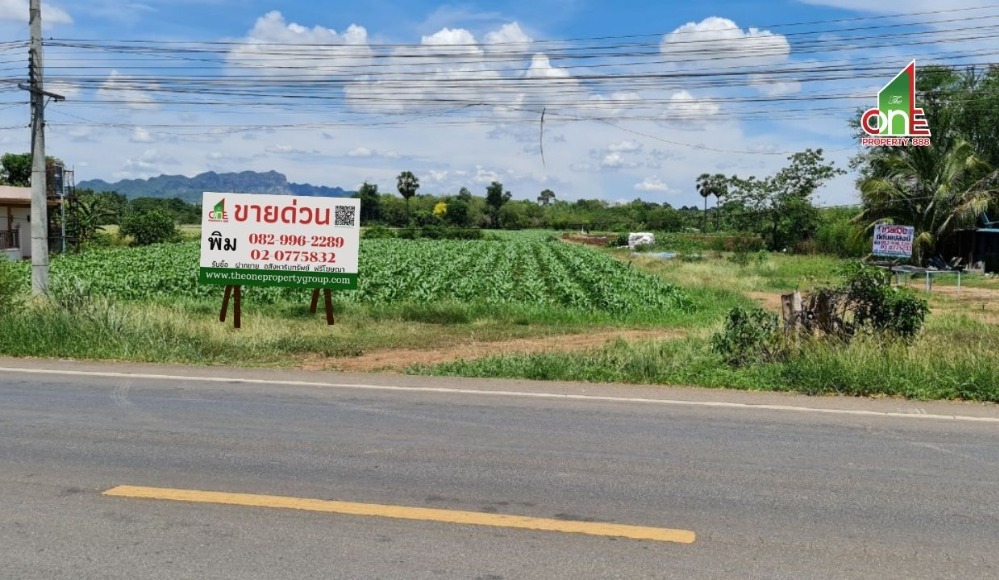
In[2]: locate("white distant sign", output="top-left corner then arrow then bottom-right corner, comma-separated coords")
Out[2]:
873,224 -> 914,258
198,192 -> 360,289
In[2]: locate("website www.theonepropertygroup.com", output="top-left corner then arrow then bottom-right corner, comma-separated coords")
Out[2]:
199,268 -> 358,289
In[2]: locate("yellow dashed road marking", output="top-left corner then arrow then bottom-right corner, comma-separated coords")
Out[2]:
103,485 -> 696,544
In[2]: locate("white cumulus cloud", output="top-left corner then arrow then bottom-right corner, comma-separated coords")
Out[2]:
601,152 -> 640,169
634,177 -> 673,193
661,17 -> 790,67
345,26 -> 498,113
346,23 -> 577,115
97,70 -> 158,110
347,146 -> 399,159
484,22 -> 533,53
661,90 -> 720,126
226,11 -> 371,78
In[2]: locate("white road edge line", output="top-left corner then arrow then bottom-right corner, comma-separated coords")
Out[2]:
2,366 -> 997,424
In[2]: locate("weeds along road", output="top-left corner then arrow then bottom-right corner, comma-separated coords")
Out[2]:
2,359 -> 998,579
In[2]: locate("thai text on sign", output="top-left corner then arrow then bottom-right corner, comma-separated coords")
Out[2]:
872,224 -> 914,258
198,192 -> 360,289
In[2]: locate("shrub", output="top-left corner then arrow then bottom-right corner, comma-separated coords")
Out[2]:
48,277 -> 131,335
814,219 -> 867,258
727,250 -> 768,266
120,209 -> 179,246
711,306 -> 785,366
706,234 -> 766,253
841,262 -> 928,340
728,251 -> 752,266
608,232 -> 630,247
0,258 -> 24,312
362,225 -> 397,239
397,226 -> 483,240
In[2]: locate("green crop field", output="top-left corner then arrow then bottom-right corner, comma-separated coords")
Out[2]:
4,238 -> 692,315
5,232 -> 997,402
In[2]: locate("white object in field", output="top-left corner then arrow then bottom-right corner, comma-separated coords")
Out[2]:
3,248 -> 21,261
628,232 -> 655,249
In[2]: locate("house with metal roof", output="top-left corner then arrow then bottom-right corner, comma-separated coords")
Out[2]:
0,185 -> 61,260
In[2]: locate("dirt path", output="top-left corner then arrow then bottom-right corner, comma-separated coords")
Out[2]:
747,291 -> 784,312
749,284 -> 999,324
312,328 -> 685,373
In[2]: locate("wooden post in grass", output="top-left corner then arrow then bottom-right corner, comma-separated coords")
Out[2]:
219,285 -> 242,329
310,288 -> 320,313
309,288 -> 335,325
781,291 -> 802,331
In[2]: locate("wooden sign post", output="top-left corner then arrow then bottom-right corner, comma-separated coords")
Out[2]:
309,288 -> 335,325
199,192 -> 360,330
219,285 -> 242,329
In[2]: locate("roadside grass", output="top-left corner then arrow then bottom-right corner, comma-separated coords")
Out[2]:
626,251 -> 845,294
5,232 -> 998,403
0,283 -> 738,366
410,247 -> 999,402
413,313 -> 999,403
0,232 -> 746,366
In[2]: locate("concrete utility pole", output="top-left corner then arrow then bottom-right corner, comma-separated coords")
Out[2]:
28,0 -> 48,296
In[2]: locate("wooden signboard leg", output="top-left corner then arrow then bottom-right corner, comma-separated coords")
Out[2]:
219,285 -> 242,329
323,288 -> 335,325
220,285 -> 233,323
234,285 -> 242,329
310,288 -> 320,314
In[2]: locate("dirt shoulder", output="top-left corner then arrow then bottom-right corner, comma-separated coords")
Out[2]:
311,328 -> 685,373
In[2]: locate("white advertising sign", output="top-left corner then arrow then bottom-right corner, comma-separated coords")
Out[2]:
199,192 -> 360,289
872,224 -> 914,258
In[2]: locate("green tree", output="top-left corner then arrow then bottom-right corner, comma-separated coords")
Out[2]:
537,188 -> 555,206
857,135 -> 997,264
80,190 -> 128,225
695,173 -> 726,232
120,209 -> 178,246
0,153 -> 32,187
851,65 -> 999,264
355,181 -> 382,224
726,149 -> 844,251
68,197 -> 115,246
485,181 -> 512,228
396,171 -> 420,222
646,206 -> 684,231
443,196 -> 469,228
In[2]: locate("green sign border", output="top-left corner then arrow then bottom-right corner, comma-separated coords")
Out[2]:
199,268 -> 358,290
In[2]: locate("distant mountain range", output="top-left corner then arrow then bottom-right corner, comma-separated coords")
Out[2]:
77,171 -> 352,204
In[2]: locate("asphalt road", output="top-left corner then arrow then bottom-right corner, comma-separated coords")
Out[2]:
1,359 -> 998,579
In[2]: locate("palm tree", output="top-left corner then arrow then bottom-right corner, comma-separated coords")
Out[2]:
857,136 -> 998,264
396,171 -> 420,222
696,173 -> 727,232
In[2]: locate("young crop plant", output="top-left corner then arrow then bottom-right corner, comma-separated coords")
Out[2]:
23,237 -> 692,318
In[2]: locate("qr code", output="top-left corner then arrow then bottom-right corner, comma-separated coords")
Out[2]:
334,205 -> 356,227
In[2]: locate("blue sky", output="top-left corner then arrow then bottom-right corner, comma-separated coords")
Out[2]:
1,0 -> 997,207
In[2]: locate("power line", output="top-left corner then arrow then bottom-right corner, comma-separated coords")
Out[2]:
3,7 -> 996,159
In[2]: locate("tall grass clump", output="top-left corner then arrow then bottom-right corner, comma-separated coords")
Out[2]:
0,259 -> 24,312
